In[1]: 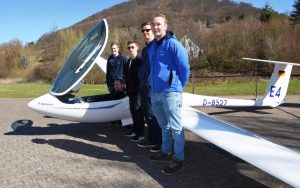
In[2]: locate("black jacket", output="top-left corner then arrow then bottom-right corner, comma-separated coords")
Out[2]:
106,54 -> 128,91
124,56 -> 142,96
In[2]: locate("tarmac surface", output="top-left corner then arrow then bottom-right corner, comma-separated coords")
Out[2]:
0,96 -> 299,188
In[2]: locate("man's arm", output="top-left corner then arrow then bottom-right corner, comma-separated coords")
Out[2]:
172,41 -> 190,87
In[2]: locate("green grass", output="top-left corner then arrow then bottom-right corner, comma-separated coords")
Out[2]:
0,82 -> 108,98
186,79 -> 300,96
0,79 -> 299,98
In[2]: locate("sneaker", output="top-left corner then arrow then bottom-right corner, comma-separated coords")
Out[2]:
130,135 -> 145,142
150,151 -> 171,162
137,141 -> 156,148
111,121 -> 121,126
162,157 -> 184,175
125,124 -> 134,130
150,145 -> 161,153
125,132 -> 136,137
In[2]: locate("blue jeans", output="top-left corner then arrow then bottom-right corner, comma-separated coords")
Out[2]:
151,92 -> 184,161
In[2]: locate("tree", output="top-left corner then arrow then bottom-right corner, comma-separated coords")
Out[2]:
0,39 -> 23,78
260,2 -> 277,23
225,15 -> 232,22
20,56 -> 30,69
238,14 -> 245,20
290,0 -> 300,24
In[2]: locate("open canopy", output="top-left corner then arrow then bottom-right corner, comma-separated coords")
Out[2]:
50,19 -> 108,96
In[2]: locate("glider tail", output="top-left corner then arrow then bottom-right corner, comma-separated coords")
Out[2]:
243,58 -> 300,107
261,63 -> 293,107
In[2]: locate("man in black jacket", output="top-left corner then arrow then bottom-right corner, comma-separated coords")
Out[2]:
124,41 -> 145,142
106,42 -> 128,93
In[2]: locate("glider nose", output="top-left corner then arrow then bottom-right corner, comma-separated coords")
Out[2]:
27,98 -> 39,111
27,93 -> 58,113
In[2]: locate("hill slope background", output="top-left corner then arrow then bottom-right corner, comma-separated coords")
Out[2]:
0,0 -> 299,84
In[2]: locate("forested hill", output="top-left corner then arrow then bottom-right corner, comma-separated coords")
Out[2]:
73,0 -> 260,33
1,0 -> 299,84
72,0 -> 261,50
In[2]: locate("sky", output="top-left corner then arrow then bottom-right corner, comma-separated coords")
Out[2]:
232,0 -> 295,14
0,0 -> 128,44
0,0 -> 296,45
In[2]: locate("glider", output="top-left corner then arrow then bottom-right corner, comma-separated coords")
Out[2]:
27,19 -> 300,187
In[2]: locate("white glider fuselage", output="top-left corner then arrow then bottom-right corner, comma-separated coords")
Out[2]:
26,91 -> 277,125
28,60 -> 296,124
27,92 -> 252,124
28,93 -> 132,124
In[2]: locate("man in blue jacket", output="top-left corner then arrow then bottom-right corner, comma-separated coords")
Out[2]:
149,14 -> 190,175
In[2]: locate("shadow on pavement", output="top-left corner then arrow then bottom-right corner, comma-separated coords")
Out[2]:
281,102 -> 300,108
5,122 -> 280,187
206,106 -> 272,116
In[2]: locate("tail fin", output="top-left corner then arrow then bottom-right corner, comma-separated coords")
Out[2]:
243,58 -> 300,107
262,63 -> 292,107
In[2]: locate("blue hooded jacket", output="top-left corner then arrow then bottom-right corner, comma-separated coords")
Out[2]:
148,31 -> 190,93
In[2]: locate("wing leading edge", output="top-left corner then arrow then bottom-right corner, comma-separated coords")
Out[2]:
182,106 -> 300,187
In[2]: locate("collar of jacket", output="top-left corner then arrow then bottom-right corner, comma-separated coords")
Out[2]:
129,55 -> 141,61
156,30 -> 174,45
145,39 -> 154,46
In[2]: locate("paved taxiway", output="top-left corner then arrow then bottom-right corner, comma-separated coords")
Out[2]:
0,96 -> 299,187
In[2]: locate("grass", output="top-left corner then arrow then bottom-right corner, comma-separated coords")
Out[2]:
186,79 -> 300,96
0,79 -> 299,98
0,82 -> 108,98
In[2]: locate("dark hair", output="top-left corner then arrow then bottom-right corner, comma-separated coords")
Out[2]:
140,21 -> 151,29
114,78 -> 124,84
127,40 -> 138,47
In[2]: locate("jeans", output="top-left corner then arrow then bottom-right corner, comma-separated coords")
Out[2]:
151,92 -> 184,161
139,85 -> 161,145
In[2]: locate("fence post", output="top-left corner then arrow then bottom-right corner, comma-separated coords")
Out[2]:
192,74 -> 195,94
255,62 -> 258,100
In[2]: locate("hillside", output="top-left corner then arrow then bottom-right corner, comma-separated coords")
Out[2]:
1,0 -> 299,84
72,0 -> 261,55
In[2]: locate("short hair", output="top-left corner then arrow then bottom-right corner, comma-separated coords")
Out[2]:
154,14 -> 168,25
140,21 -> 151,29
110,42 -> 119,48
114,78 -> 124,84
127,40 -> 138,47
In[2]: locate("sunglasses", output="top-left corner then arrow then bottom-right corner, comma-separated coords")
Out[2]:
127,46 -> 135,50
141,29 -> 151,33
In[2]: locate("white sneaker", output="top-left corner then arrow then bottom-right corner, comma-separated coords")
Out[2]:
125,132 -> 136,137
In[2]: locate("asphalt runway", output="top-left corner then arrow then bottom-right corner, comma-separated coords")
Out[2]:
1,96 -> 299,188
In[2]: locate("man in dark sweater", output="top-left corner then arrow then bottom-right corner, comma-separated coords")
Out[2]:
137,21 -> 162,152
106,42 -> 128,93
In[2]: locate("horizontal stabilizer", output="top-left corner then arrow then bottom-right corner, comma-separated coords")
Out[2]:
182,105 -> 300,187
242,57 -> 300,66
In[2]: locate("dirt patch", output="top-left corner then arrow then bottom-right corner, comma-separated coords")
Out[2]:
0,78 -> 24,84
